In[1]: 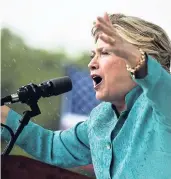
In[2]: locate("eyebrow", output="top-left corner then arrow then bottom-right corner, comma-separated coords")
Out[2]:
91,47 -> 104,54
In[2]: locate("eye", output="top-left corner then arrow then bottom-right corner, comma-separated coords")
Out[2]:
101,51 -> 109,56
90,52 -> 95,59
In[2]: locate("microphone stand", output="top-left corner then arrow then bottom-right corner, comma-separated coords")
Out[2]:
1,102 -> 41,156
1,77 -> 72,156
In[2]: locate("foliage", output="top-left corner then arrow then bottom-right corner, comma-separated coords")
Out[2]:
1,28 -> 90,157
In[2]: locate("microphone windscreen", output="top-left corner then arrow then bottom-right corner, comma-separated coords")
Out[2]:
50,77 -> 72,95
40,76 -> 72,97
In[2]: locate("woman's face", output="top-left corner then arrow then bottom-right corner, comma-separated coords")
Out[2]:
88,38 -> 137,103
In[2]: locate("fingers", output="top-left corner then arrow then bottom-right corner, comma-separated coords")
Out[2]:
95,14 -> 117,39
96,21 -> 114,37
104,12 -> 112,24
97,16 -> 111,28
99,34 -> 115,46
93,12 -> 123,46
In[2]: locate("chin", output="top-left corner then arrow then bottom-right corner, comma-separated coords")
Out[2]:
96,93 -> 103,100
96,91 -> 120,103
96,93 -> 108,102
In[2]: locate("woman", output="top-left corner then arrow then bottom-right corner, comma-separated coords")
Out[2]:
1,13 -> 171,179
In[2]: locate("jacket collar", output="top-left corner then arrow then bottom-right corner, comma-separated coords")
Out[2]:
112,85 -> 143,116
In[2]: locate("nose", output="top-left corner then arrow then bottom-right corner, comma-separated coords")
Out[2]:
88,57 -> 99,70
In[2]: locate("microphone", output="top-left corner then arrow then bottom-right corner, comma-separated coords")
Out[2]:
1,76 -> 72,106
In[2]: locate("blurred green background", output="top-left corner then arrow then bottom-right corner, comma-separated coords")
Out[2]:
1,28 -> 95,177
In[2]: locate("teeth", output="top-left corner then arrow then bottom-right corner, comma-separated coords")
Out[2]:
92,75 -> 99,78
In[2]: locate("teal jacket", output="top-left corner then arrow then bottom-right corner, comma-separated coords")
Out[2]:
2,56 -> 171,179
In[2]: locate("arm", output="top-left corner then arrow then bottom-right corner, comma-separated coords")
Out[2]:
134,55 -> 171,122
94,13 -> 171,122
1,108 -> 92,168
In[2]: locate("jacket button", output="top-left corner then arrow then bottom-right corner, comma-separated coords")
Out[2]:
106,143 -> 111,150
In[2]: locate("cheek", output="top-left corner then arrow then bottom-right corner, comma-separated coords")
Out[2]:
104,60 -> 131,87
101,57 -> 118,70
105,58 -> 127,76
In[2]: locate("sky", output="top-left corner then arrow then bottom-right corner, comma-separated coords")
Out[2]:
1,0 -> 171,56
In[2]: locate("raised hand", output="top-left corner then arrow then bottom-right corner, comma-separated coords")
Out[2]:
94,12 -> 142,69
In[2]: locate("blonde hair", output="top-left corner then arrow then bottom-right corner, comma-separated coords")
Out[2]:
92,13 -> 171,73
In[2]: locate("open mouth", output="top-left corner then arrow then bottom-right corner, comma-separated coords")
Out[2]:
92,75 -> 103,87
